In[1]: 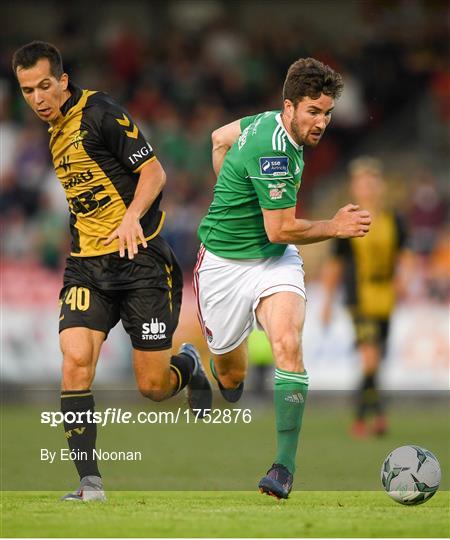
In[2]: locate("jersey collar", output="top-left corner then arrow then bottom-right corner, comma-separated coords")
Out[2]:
48,82 -> 83,134
275,113 -> 303,151
60,82 -> 83,116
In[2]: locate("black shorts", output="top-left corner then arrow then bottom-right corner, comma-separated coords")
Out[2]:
59,235 -> 183,351
351,314 -> 390,352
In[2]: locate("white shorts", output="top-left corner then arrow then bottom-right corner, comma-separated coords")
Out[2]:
193,244 -> 306,354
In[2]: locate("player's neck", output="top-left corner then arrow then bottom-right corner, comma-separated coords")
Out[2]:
61,87 -> 72,106
50,88 -> 72,126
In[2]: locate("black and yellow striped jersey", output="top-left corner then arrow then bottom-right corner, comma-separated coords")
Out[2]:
333,211 -> 406,319
49,82 -> 164,256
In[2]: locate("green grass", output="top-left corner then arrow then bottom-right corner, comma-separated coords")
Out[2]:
1,490 -> 449,538
2,397 -> 449,491
2,396 -> 448,537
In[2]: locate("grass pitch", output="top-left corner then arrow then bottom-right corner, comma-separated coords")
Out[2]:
2,490 -> 449,538
2,394 -> 448,492
2,395 -> 448,537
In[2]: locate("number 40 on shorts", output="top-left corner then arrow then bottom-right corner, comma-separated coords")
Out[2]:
63,286 -> 90,311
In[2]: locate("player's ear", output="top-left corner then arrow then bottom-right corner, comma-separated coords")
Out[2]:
60,73 -> 69,91
283,99 -> 295,119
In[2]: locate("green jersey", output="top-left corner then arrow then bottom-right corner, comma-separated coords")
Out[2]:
198,111 -> 304,259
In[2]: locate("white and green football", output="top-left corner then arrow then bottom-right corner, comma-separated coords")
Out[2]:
381,445 -> 441,505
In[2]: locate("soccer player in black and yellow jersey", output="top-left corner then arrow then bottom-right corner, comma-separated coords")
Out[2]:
13,41 -> 212,501
321,157 -> 407,438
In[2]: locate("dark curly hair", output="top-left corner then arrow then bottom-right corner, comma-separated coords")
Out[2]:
283,58 -> 343,105
12,41 -> 64,78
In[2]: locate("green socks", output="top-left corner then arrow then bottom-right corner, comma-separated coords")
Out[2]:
274,368 -> 309,474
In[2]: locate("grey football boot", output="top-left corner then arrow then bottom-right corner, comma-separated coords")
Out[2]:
61,475 -> 106,502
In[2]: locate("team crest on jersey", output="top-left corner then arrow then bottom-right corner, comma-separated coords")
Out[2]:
259,156 -> 289,176
71,129 -> 88,149
205,325 -> 213,343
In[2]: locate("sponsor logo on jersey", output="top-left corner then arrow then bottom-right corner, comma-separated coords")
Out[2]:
142,319 -> 166,340
128,143 -> 153,166
259,156 -> 289,176
59,156 -> 71,172
269,188 -> 286,200
238,126 -> 250,150
268,181 -> 287,200
62,169 -> 94,190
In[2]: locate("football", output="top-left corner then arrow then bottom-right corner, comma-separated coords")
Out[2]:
381,445 -> 441,505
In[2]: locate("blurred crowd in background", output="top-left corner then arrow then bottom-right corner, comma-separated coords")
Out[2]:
1,0 -> 449,305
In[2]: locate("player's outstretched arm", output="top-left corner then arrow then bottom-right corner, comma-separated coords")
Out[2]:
211,119 -> 241,176
103,159 -> 166,259
262,203 -> 371,245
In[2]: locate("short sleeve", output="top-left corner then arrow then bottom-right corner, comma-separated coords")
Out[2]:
100,104 -> 155,173
240,113 -> 262,131
246,151 -> 297,209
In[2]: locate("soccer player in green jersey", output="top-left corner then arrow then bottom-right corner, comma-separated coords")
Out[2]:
194,58 -> 372,499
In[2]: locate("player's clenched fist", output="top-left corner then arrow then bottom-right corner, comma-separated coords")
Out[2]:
331,203 -> 371,238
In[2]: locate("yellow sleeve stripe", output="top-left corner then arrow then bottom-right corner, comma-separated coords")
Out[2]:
144,211 -> 166,242
133,155 -> 156,174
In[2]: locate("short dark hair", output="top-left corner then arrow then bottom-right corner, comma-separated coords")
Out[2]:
12,41 -> 64,79
283,58 -> 343,105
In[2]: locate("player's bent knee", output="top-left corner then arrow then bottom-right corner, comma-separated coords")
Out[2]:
62,364 -> 94,389
137,380 -> 170,402
138,386 -> 167,402
62,345 -> 94,368
62,351 -> 95,387
271,334 -> 300,355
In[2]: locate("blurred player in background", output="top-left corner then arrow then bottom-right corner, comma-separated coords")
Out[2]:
321,157 -> 407,437
194,58 -> 372,499
12,41 -> 212,501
